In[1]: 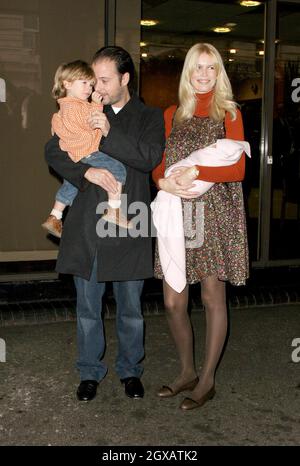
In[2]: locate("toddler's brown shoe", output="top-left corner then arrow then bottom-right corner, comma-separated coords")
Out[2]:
41,215 -> 62,238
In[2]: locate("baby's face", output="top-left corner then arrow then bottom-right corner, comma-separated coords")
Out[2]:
64,79 -> 95,101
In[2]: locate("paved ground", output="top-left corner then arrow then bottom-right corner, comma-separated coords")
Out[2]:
0,305 -> 299,446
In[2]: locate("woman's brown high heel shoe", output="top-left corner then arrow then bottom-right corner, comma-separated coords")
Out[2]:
157,377 -> 199,398
179,386 -> 216,410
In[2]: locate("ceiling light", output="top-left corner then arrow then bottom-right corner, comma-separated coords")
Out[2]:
140,20 -> 158,27
240,1 -> 261,7
213,27 -> 231,33
141,52 -> 148,58
229,49 -> 237,54
228,59 -> 234,62
260,39 -> 279,44
140,42 -> 147,47
258,50 -> 264,56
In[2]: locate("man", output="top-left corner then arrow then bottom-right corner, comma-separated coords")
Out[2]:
45,46 -> 165,401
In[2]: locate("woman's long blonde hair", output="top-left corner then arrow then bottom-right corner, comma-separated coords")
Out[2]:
174,43 -> 237,125
52,60 -> 95,99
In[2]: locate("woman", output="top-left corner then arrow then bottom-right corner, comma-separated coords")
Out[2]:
152,43 -> 249,411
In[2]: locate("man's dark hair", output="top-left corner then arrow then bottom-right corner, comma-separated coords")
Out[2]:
92,46 -> 136,92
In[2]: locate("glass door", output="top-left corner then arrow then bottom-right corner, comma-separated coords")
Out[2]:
140,0 -> 265,262
269,0 -> 300,261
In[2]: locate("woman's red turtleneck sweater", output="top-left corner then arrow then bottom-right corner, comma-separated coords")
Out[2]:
152,90 -> 245,186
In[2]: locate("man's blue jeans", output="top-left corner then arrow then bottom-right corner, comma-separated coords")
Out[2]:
56,151 -> 127,206
73,258 -> 144,381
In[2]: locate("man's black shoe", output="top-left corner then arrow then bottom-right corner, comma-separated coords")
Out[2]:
76,380 -> 98,401
121,377 -> 144,399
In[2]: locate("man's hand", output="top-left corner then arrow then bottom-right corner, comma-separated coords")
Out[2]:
84,167 -> 118,193
88,110 -> 110,137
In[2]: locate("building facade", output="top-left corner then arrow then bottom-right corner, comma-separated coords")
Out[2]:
0,0 -> 300,279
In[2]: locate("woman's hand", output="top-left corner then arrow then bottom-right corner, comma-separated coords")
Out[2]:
158,169 -> 199,199
88,109 -> 110,137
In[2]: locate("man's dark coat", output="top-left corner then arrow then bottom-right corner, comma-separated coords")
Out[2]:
45,94 -> 165,281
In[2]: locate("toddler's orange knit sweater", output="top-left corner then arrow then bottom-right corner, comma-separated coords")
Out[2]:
51,96 -> 102,162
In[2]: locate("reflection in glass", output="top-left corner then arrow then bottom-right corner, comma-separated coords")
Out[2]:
0,0 -> 105,261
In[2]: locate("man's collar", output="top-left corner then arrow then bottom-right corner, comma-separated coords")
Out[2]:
103,93 -> 142,116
